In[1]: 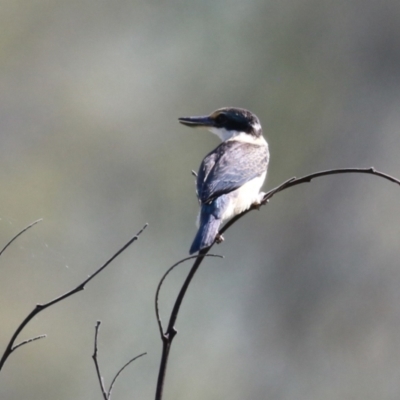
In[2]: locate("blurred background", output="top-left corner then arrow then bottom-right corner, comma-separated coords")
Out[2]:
1,0 -> 400,399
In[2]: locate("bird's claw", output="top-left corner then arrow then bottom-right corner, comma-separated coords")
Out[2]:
252,192 -> 268,209
215,233 -> 225,244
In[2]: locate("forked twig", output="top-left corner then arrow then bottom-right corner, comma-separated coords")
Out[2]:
92,321 -> 146,400
155,249 -> 212,400
155,254 -> 223,339
0,223 -> 148,372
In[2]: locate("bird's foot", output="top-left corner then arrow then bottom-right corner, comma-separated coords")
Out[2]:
253,192 -> 268,209
215,233 -> 225,244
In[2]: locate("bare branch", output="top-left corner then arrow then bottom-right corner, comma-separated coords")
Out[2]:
220,167 -> 400,236
79,223 -> 148,289
92,321 -> 147,400
0,219 -> 42,258
108,352 -> 147,399
155,250 -> 222,400
92,321 -> 108,400
155,254 -> 223,339
0,223 -> 148,372
155,166 -> 400,400
12,335 -> 47,352
263,167 -> 400,198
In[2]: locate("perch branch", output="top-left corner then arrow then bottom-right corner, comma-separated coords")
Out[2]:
220,167 -> 400,235
154,166 -> 400,400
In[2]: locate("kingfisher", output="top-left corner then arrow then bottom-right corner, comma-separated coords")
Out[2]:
179,107 -> 270,254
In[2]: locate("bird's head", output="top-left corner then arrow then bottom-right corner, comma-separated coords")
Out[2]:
179,107 -> 262,142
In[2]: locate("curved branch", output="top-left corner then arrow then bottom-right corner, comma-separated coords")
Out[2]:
154,166 -> 400,400
264,167 -> 399,197
155,254 -> 223,339
0,223 -> 148,372
108,352 -> 147,399
0,219 -> 42,258
155,250 -> 223,400
13,334 -> 47,352
220,167 -> 400,235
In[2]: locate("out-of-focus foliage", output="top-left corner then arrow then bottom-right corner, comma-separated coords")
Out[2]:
1,1 -> 400,399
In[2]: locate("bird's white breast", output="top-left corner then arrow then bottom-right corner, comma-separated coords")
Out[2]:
220,171 -> 267,221
195,172 -> 267,227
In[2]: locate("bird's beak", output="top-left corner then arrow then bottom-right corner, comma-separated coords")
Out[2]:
178,115 -> 214,128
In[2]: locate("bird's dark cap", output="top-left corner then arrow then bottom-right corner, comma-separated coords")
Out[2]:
179,107 -> 262,136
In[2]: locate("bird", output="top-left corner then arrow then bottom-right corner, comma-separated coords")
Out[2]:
179,107 -> 270,254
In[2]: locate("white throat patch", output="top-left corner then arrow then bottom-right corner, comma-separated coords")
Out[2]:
209,127 -> 238,141
208,127 -> 265,145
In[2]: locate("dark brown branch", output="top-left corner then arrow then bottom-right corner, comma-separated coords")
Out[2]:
155,166 -> 400,400
13,334 -> 47,351
155,254 -> 223,339
155,251 -> 223,400
220,167 -> 400,235
0,219 -> 42,257
93,321 -> 108,400
0,223 -> 148,372
284,167 -> 399,186
92,321 -> 147,400
108,352 -> 147,399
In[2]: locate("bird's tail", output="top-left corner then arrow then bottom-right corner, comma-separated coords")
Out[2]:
189,213 -> 221,254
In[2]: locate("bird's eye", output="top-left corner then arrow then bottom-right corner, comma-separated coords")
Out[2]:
215,114 -> 228,125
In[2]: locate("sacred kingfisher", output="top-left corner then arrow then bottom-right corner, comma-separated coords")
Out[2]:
179,107 -> 269,254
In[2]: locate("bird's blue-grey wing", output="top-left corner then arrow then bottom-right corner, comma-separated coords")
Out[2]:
197,141 -> 268,204
195,150 -> 217,200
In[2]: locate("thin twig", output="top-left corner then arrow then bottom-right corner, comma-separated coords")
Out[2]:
13,335 -> 47,351
0,219 -> 42,257
92,321 -> 147,400
108,352 -> 147,399
262,167 -> 400,202
79,223 -> 148,289
155,254 -> 223,339
220,167 -> 400,236
0,223 -> 148,372
93,321 -> 108,400
154,166 -> 400,400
